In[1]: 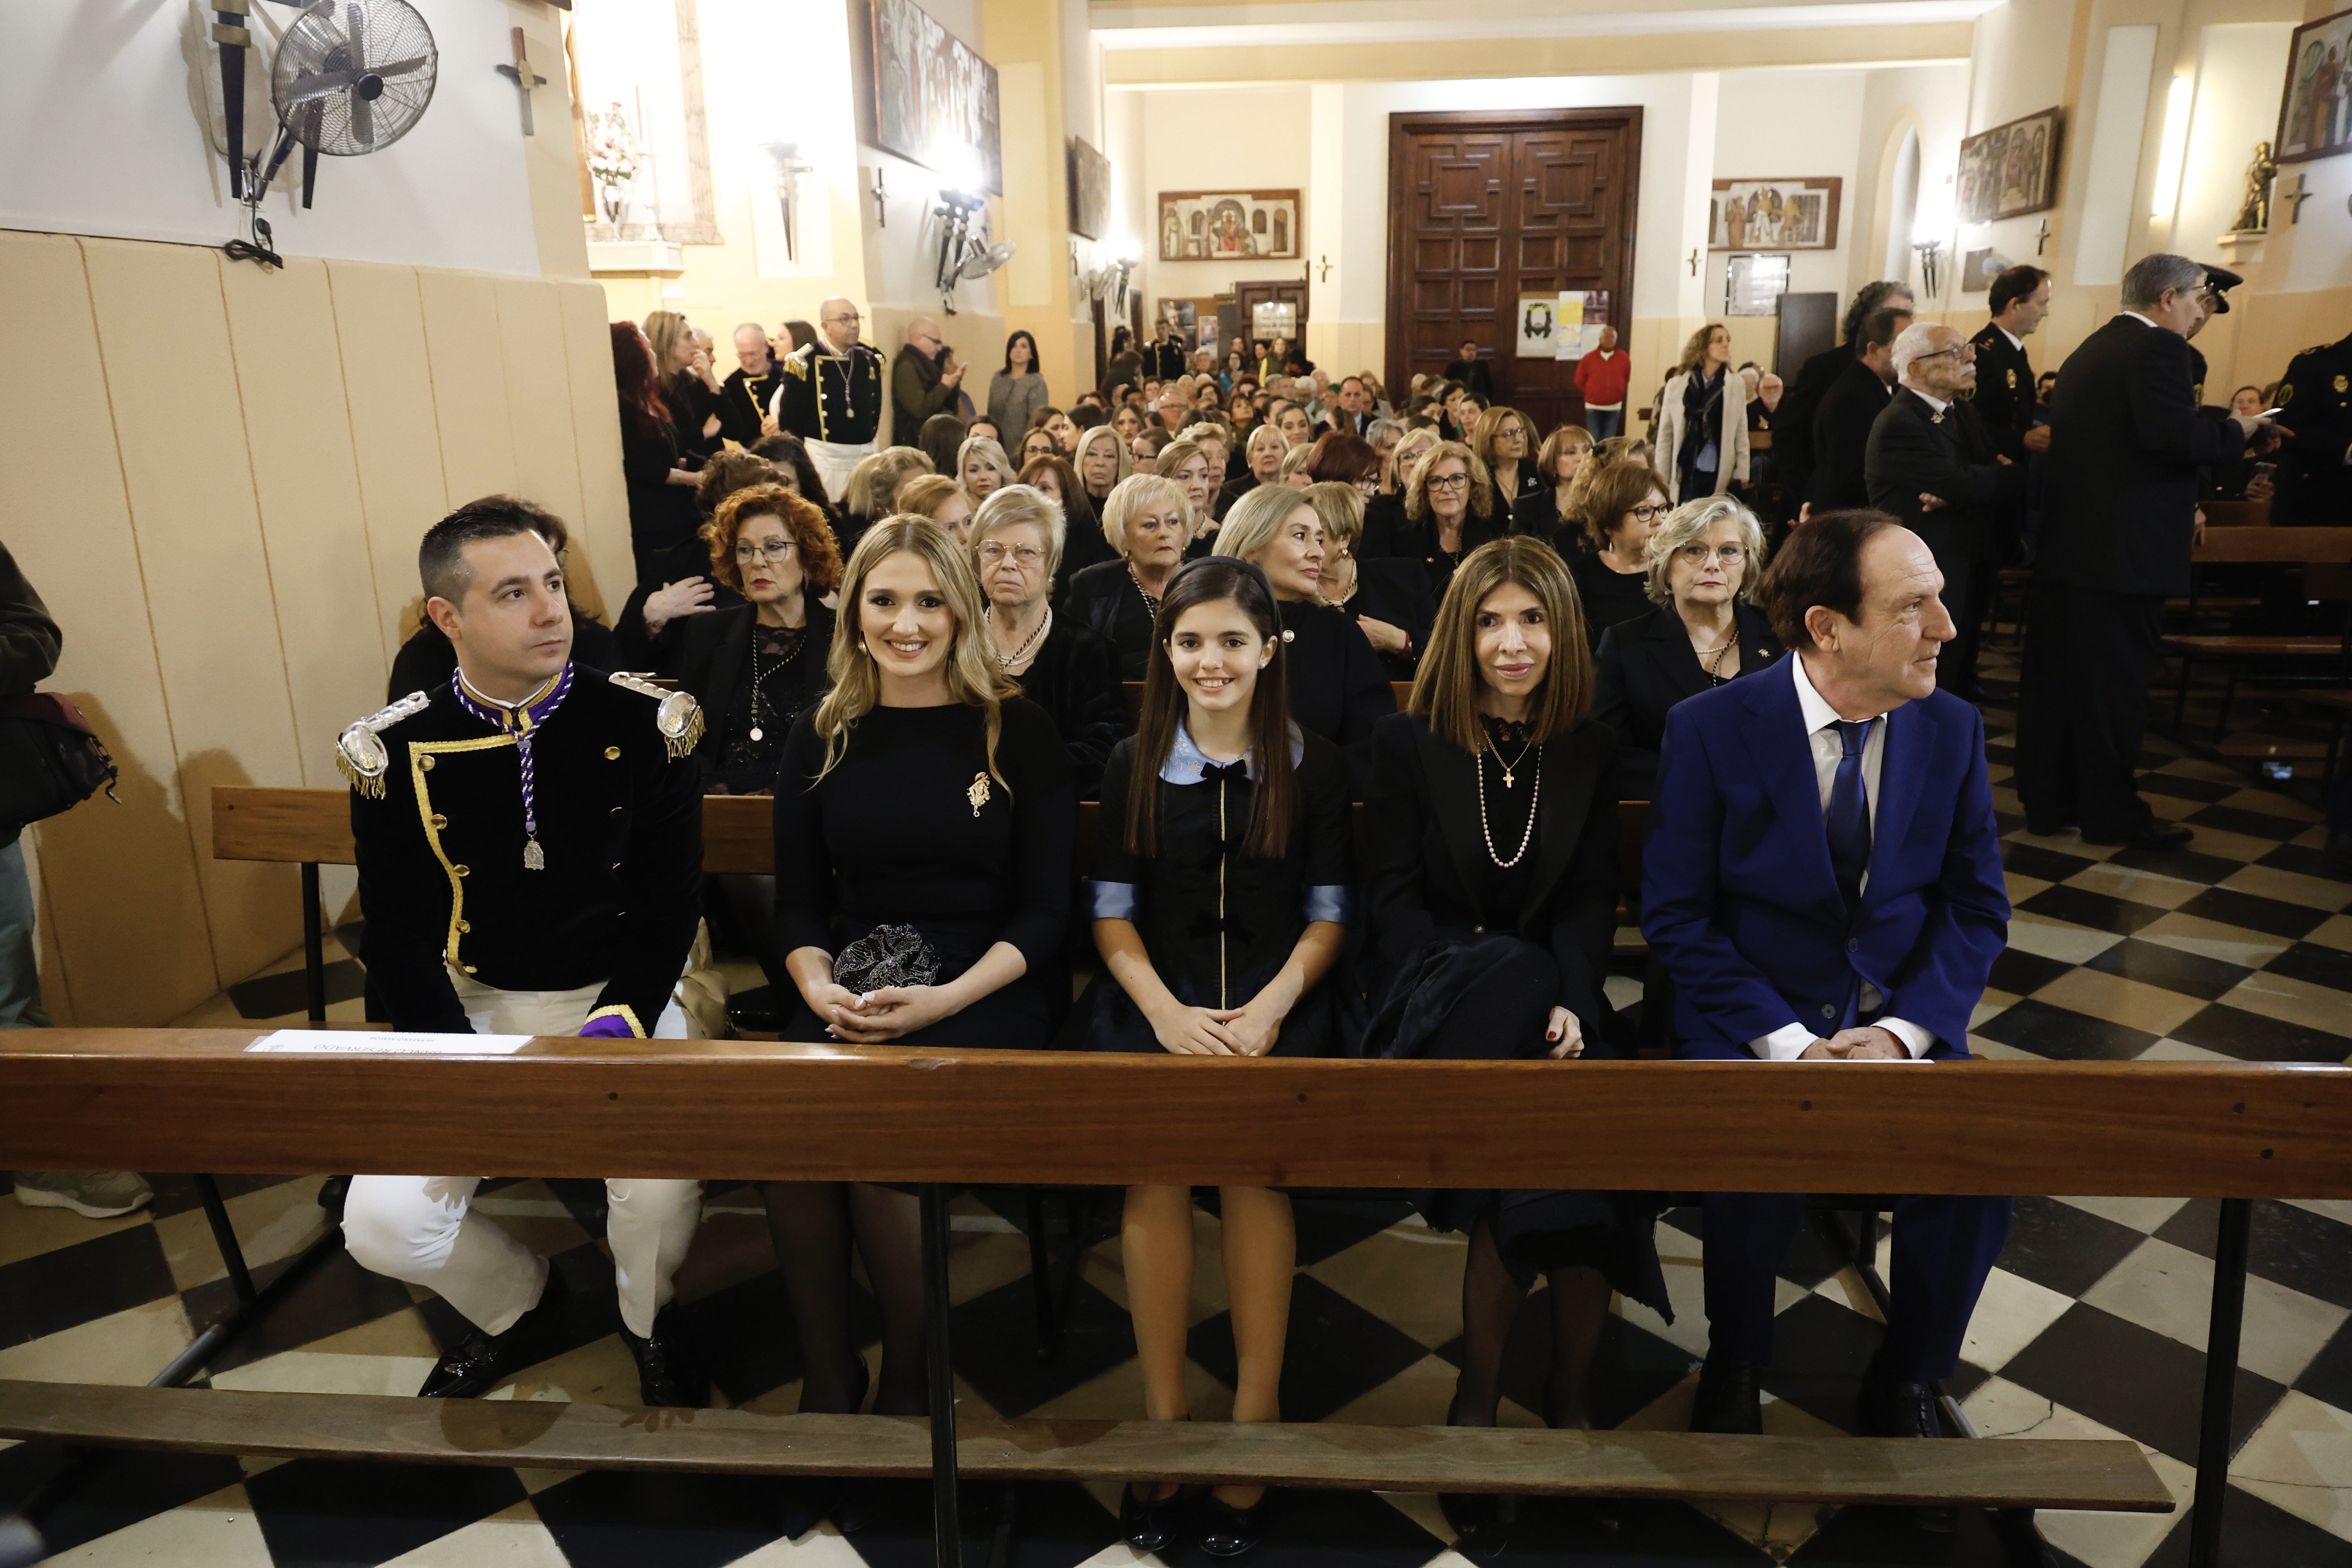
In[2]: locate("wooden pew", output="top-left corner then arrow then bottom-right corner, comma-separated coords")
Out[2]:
213,786 -> 1660,1022
14,1029 -> 2348,1545
2163,528 -> 2352,740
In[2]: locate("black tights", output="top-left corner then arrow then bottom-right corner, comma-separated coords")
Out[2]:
1450,1217 -> 1612,1430
764,1180 -> 931,1415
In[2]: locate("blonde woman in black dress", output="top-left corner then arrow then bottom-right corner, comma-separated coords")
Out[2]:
1087,557 -> 1354,1558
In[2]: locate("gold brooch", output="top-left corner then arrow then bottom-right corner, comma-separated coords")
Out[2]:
967,771 -> 990,817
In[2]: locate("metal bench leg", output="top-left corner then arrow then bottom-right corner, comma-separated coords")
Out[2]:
2173,657 -> 2196,734
301,862 -> 327,1025
2213,668 -> 2239,745
2189,1198 -> 2252,1568
195,1176 -> 257,1305
922,1183 -> 963,1568
1025,1189 -> 1056,1354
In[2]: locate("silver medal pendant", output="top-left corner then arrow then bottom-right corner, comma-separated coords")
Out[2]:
523,835 -> 545,871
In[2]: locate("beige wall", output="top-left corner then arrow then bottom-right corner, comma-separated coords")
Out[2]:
5,232 -> 631,1027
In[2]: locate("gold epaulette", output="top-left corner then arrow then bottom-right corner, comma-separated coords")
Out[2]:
782,347 -> 812,380
335,690 -> 431,798
607,672 -> 705,761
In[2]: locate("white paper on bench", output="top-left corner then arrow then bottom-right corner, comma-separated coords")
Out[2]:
246,1029 -> 535,1055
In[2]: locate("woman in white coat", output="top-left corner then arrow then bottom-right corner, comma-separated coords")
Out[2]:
1651,324 -> 1748,503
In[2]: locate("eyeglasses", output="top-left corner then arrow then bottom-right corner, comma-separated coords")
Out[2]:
1626,503 -> 1670,523
977,543 -> 1045,566
1352,476 -> 1380,494
1427,473 -> 1472,490
1914,343 -> 1976,363
735,539 -> 797,564
826,310 -> 861,324
1675,543 -> 1747,566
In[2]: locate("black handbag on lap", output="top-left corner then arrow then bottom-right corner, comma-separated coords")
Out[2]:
0,693 -> 120,840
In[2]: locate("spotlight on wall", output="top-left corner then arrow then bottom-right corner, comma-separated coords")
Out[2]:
930,188 -> 1015,313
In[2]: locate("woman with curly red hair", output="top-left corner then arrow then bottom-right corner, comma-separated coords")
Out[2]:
612,321 -> 703,590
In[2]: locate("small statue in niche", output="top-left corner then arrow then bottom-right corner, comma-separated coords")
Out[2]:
2232,141 -> 2276,234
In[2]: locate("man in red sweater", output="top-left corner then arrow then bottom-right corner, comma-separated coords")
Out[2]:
1574,325 -> 1631,440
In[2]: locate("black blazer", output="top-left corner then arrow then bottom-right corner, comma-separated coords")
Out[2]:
1280,598 -> 1399,787
1012,615 -> 1131,800
1509,486 -> 1577,554
2042,315 -> 2249,598
666,601 -> 837,785
1963,324 -> 2036,462
1442,359 -> 1495,400
1773,341 -> 1853,505
1361,711 -> 1620,1036
1808,357 -> 1892,510
1591,601 -> 1781,798
1866,388 -> 2024,566
1064,559 -> 1156,679
1334,557 -> 1438,681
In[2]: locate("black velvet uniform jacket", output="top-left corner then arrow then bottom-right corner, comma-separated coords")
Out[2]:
1963,324 -> 2036,462
1360,711 -> 1620,1035
348,671 -> 704,1036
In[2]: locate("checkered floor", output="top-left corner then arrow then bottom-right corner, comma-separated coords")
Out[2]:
5,643 -> 2350,1568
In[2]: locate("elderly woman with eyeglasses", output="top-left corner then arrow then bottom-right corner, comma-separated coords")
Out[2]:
1591,495 -> 1781,798
1566,461 -> 1672,651
970,485 -> 1131,798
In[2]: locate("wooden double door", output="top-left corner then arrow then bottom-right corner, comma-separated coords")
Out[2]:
1386,110 -> 1641,437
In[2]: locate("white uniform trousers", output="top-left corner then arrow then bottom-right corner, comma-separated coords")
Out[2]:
341,972 -> 701,1339
805,437 -> 875,503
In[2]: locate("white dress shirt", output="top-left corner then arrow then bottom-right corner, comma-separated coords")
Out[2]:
1996,325 -> 2023,353
1746,652 -> 1935,1061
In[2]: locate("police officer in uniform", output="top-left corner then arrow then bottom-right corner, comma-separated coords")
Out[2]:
1965,265 -> 2052,463
2271,332 -> 2352,527
771,296 -> 884,503
338,498 -> 710,1406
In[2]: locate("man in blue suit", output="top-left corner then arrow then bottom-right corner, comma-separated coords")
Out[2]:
1641,507 -> 2011,1446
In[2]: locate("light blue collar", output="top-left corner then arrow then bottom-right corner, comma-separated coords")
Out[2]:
1160,718 -> 1306,785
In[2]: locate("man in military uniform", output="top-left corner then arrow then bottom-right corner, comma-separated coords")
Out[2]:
338,498 -> 710,1406
2270,332 -> 2352,527
715,321 -> 784,446
771,296 -> 884,502
1965,265 -> 2051,462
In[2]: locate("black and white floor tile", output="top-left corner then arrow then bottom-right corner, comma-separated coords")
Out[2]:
5,644 -> 2350,1566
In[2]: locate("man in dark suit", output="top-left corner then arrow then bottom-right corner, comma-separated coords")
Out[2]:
1443,339 -> 1494,400
1808,305 -> 1910,513
1963,266 -> 2052,464
1145,320 -> 1189,381
1867,323 -> 2026,702
1332,376 -> 1378,437
1642,509 -> 2011,1452
1775,281 -> 1913,508
2015,254 -> 2275,848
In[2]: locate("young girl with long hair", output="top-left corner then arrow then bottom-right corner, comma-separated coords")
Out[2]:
1087,556 -> 1355,1558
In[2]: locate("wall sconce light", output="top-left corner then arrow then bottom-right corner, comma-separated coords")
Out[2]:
1913,239 -> 1945,299
763,142 -> 814,262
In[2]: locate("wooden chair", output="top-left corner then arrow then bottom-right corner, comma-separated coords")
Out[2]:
2164,530 -> 2352,740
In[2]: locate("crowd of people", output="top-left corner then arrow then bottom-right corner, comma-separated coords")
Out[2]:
163,258 -> 2340,1558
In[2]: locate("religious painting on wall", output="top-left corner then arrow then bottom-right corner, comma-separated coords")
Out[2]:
1955,108 -> 2062,223
1069,137 -> 1112,240
869,0 -> 1003,194
1708,180 -> 1840,250
1157,190 -> 1302,261
2277,7 -> 2352,164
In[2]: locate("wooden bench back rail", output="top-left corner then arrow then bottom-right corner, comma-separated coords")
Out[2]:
4,1030 -> 2350,1200
2189,525 -> 2352,565
213,788 -> 1654,893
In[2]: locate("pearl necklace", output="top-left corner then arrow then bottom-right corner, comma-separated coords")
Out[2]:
1127,561 -> 1165,617
1476,741 -> 1541,867
987,603 -> 1053,670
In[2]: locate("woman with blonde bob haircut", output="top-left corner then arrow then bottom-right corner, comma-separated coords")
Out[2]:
957,435 -> 1017,501
1399,439 -> 1504,599
766,516 -> 1076,1419
1065,473 -> 1195,679
892,472 -> 976,540
1072,421 -> 1134,517
1301,481 -> 1433,678
840,447 -> 935,550
1512,425 -> 1598,551
969,485 -> 1129,797
1361,535 -> 1664,1553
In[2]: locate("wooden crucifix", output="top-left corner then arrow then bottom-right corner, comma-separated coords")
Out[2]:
494,27 -> 550,136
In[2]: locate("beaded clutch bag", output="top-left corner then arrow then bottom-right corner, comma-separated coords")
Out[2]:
832,924 -> 942,993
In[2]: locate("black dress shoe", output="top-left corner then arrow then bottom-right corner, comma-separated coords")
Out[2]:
1197,1492 -> 1273,1558
1690,1351 -> 1763,1436
418,1284 -> 564,1398
620,1310 -> 709,1407
2081,820 -> 2192,849
1858,1370 -> 1958,1534
1121,1484 -> 1198,1555
1437,1491 -> 1513,1558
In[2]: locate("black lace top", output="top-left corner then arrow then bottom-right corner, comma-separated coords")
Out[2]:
718,621 -> 817,796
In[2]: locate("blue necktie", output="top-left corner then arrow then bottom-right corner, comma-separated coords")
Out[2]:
1826,719 -> 1874,909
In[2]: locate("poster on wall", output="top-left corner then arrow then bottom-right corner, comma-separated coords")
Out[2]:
1069,137 -> 1112,240
1962,248 -> 2013,293
1955,108 -> 2061,223
1555,290 -> 1611,360
1724,254 -> 1791,316
1159,190 -> 1301,260
1515,295 -> 1558,358
1250,300 -> 1298,341
2278,7 -> 2352,165
1709,180 -> 1840,250
869,0 -> 1003,195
